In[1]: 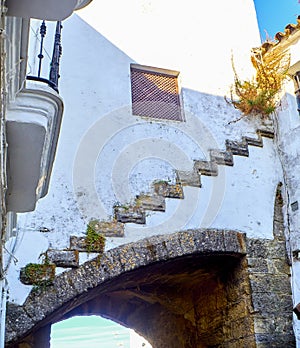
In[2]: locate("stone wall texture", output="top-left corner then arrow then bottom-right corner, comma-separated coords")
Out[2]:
246,184 -> 295,347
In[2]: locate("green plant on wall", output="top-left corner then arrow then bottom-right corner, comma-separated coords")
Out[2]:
86,222 -> 106,253
228,45 -> 290,118
22,262 -> 55,288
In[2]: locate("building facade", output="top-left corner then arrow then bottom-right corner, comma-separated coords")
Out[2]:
2,0 -> 300,347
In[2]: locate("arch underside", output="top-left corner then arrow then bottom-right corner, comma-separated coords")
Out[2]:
60,253 -> 254,348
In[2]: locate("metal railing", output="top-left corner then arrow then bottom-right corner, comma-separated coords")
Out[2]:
26,20 -> 62,93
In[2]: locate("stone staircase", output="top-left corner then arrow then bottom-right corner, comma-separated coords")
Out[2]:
112,128 -> 274,224
20,128 -> 274,279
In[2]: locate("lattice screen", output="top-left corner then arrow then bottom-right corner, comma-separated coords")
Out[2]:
130,65 -> 183,121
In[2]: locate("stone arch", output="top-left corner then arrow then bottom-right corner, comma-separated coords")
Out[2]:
6,229 -> 256,347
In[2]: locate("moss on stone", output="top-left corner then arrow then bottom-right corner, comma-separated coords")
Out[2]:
86,223 -> 106,253
21,263 -> 55,287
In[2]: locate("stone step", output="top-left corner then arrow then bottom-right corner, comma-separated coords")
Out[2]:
114,206 -> 146,224
91,127 -> 275,229
210,149 -> 234,165
153,181 -> 184,198
225,140 -> 249,157
88,220 -> 124,237
194,160 -> 218,176
257,129 -> 274,139
136,194 -> 166,211
69,234 -> 105,253
46,249 -> 79,268
179,128 -> 274,182
20,263 -> 56,286
243,136 -> 263,147
176,169 -> 201,187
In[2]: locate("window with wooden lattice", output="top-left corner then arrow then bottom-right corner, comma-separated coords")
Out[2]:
130,64 -> 183,121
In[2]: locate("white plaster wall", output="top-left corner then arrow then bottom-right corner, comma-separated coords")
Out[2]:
5,1 -> 284,304
276,71 -> 300,346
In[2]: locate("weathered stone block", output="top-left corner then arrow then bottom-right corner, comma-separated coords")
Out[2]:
5,303 -> 34,343
177,231 -> 197,254
20,263 -> 56,286
246,239 -> 269,258
253,316 -> 293,335
268,241 -> 288,259
192,229 -> 221,252
206,229 -> 226,252
136,194 -> 165,211
225,140 -> 249,156
164,234 -> 184,257
255,333 -> 295,347
46,249 -> 79,268
247,257 -> 268,273
131,243 -> 157,265
194,160 -> 218,176
88,220 -> 124,237
176,169 -> 201,187
249,274 -> 292,294
257,129 -> 274,139
144,236 -> 169,261
243,136 -> 263,147
153,181 -> 184,198
267,258 -> 290,275
118,245 -> 142,272
251,292 -> 292,315
224,230 -> 247,254
69,235 -> 105,253
114,206 -> 146,224
167,183 -> 184,198
210,149 -> 234,165
93,250 -> 123,280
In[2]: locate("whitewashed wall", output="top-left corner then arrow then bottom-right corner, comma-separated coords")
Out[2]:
275,68 -> 300,346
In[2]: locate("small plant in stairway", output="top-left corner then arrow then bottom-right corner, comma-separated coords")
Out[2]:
20,259 -> 55,289
227,45 -> 290,118
86,222 -> 106,253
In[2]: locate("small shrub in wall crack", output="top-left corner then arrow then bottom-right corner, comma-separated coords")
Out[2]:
20,262 -> 55,289
86,223 -> 106,253
228,45 -> 290,118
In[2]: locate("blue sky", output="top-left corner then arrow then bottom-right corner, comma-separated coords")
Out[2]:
254,0 -> 300,41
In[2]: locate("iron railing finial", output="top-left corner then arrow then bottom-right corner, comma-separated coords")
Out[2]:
27,20 -> 63,93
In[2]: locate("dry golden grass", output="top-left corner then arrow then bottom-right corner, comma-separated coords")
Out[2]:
229,46 -> 290,118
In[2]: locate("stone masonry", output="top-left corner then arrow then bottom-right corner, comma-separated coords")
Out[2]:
246,184 -> 295,347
